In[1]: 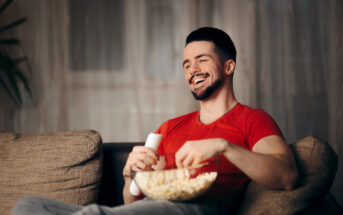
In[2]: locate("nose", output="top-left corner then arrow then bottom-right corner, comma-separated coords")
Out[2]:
189,62 -> 200,76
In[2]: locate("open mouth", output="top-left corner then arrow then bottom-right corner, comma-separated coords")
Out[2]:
194,78 -> 206,84
190,73 -> 209,85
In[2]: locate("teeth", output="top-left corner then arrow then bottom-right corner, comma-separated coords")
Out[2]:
194,78 -> 205,84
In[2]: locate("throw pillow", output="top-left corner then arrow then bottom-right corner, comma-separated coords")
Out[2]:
0,129 -> 103,215
236,136 -> 338,215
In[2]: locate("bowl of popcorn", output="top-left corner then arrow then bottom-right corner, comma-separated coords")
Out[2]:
132,157 -> 220,201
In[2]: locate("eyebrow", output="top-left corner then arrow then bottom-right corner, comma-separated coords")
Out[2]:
182,54 -> 212,67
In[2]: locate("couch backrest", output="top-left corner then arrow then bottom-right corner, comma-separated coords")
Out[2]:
98,142 -> 143,206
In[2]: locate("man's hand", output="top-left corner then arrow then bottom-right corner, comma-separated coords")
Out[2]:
122,146 -> 159,178
175,138 -> 227,168
122,146 -> 161,204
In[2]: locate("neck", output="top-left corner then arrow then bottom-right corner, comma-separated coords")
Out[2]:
199,80 -> 237,124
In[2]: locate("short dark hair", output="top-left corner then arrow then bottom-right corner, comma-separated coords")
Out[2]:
185,27 -> 236,63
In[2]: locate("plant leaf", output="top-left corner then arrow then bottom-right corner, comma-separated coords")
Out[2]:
0,38 -> 20,45
5,66 -> 22,104
0,77 -> 21,107
16,47 -> 33,75
0,17 -> 27,33
0,0 -> 12,15
14,69 -> 32,97
0,51 -> 23,104
0,50 -> 32,105
13,57 -> 27,64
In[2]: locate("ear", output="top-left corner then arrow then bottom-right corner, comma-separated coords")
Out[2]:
224,59 -> 235,76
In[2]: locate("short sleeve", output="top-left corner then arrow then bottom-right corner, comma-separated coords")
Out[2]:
244,109 -> 283,150
155,121 -> 168,155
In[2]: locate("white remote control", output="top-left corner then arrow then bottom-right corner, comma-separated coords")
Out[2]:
129,133 -> 162,196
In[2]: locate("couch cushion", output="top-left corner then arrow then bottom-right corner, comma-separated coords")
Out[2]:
237,136 -> 338,215
0,130 -> 103,215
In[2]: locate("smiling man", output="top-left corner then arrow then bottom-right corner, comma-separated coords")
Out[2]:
183,41 -> 227,101
122,27 -> 299,214
11,27 -> 298,215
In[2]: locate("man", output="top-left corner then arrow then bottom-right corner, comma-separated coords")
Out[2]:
11,27 -> 298,215
122,27 -> 298,213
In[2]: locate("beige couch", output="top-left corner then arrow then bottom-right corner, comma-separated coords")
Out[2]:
0,130 -> 342,214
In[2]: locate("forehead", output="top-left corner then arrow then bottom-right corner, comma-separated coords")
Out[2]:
183,41 -> 217,59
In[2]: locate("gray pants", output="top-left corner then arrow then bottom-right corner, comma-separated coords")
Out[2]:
11,196 -> 229,215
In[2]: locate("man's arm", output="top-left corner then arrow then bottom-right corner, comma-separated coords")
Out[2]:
123,177 -> 142,204
223,135 -> 298,190
122,147 -> 166,204
122,146 -> 158,204
175,135 -> 298,190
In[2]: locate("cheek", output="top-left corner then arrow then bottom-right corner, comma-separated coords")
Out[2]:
185,72 -> 191,82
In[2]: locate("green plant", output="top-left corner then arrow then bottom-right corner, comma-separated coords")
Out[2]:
0,0 -> 31,108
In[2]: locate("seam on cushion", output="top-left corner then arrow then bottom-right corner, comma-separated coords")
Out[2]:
84,134 -> 91,204
310,136 -> 315,154
309,137 -> 315,174
77,134 -> 92,205
83,135 -> 91,205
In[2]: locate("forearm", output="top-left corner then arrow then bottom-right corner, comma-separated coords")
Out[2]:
221,139 -> 298,190
123,177 -> 142,204
175,136 -> 298,190
122,146 -> 160,204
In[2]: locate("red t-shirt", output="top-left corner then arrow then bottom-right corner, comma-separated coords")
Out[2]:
155,103 -> 283,199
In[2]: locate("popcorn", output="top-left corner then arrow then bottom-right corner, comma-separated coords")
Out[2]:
134,168 -> 217,201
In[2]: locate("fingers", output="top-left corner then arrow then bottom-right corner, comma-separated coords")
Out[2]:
176,151 -> 202,168
130,152 -> 158,166
181,155 -> 195,167
132,146 -> 159,161
131,161 -> 154,172
176,139 -> 224,168
191,156 -> 202,167
175,147 -> 186,168
176,141 -> 203,168
123,146 -> 159,177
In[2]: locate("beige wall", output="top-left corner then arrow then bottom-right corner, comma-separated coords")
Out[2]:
1,0 -> 342,206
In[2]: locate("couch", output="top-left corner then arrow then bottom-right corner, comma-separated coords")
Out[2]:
0,130 -> 342,215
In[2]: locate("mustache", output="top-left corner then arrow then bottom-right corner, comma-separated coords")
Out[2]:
189,73 -> 210,84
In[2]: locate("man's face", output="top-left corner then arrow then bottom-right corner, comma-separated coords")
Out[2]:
183,41 -> 225,100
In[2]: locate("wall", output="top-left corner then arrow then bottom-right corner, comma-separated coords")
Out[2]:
0,0 -> 342,206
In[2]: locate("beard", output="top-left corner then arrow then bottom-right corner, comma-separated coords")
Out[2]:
191,79 -> 222,100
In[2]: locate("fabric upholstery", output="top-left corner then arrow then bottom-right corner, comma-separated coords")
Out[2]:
0,130 -> 103,215
236,136 -> 338,215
